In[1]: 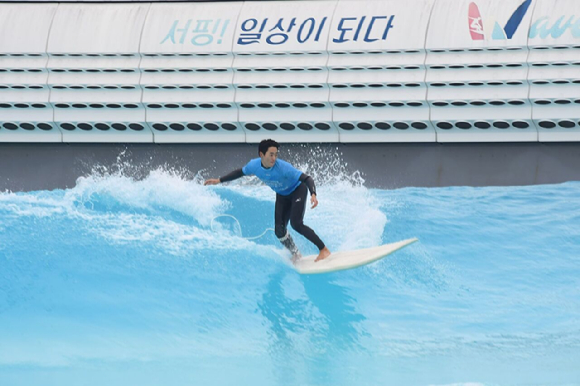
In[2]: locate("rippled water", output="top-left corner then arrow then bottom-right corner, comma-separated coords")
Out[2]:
1,161 -> 579,386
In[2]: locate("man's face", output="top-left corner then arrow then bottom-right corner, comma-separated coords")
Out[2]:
260,146 -> 278,168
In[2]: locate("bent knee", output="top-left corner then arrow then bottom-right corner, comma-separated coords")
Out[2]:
274,225 -> 287,239
290,220 -> 304,232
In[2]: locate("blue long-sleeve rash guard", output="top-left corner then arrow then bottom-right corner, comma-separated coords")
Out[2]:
219,158 -> 316,196
242,158 -> 301,196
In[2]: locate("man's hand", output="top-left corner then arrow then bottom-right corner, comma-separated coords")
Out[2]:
204,178 -> 220,186
310,194 -> 318,209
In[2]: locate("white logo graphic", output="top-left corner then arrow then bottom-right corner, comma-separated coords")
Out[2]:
470,17 -> 485,35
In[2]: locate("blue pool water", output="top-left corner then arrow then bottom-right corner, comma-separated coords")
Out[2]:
1,159 -> 579,386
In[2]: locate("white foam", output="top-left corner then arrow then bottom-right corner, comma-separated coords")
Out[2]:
0,153 -> 386,258
0,192 -> 67,218
304,181 -> 387,252
69,167 -> 227,227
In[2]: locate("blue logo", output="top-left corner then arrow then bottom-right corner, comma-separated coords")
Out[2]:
491,0 -> 532,40
529,15 -> 580,39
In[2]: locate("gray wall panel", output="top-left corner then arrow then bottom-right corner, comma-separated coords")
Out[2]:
1,143 -> 578,192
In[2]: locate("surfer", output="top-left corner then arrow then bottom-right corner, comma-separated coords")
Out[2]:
204,139 -> 331,263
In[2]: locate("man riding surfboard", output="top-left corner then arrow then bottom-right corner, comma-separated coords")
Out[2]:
204,139 -> 331,263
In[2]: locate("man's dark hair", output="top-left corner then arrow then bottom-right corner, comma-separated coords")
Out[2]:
258,139 -> 279,156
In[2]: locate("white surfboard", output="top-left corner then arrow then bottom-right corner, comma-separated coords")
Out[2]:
294,238 -> 418,275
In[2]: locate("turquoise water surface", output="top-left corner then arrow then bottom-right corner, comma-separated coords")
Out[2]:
1,159 -> 579,386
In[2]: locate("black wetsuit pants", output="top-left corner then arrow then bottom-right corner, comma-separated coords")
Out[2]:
274,182 -> 325,252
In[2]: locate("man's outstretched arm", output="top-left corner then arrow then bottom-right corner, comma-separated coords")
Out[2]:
204,168 -> 244,186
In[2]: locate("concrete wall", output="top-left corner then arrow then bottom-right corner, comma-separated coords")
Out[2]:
1,143 -> 578,192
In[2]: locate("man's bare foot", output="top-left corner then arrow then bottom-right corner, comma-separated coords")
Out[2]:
314,247 -> 331,262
